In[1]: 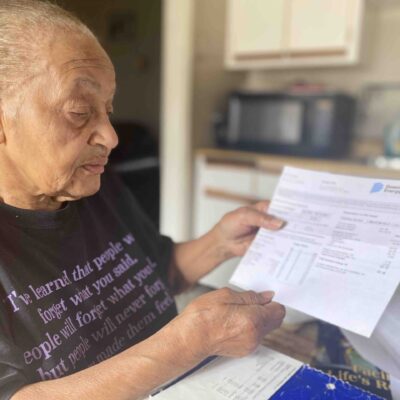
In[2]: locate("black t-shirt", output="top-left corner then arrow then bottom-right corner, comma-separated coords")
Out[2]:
0,170 -> 177,399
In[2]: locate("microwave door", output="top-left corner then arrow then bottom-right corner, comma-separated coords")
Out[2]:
227,98 -> 242,144
238,99 -> 303,147
226,96 -> 304,152
271,101 -> 303,145
261,100 -> 303,146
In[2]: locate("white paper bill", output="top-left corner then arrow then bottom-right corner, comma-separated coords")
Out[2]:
230,167 -> 400,337
152,346 -> 302,400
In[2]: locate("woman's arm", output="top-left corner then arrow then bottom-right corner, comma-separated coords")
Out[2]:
169,201 -> 284,292
12,289 -> 285,400
12,320 -> 197,400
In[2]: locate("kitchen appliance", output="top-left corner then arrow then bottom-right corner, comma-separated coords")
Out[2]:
214,91 -> 356,158
384,114 -> 400,157
357,83 -> 400,140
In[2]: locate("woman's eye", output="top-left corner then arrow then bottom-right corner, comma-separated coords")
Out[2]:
70,111 -> 90,118
67,110 -> 91,127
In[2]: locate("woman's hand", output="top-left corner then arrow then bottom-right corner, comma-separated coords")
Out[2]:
173,288 -> 285,358
169,201 -> 285,291
212,200 -> 285,259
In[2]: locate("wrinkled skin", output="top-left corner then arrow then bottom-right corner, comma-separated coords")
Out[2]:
0,33 -> 118,210
171,288 -> 285,359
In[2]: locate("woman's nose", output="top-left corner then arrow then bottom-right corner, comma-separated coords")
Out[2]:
88,116 -> 119,151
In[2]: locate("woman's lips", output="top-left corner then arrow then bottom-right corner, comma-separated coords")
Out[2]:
82,158 -> 108,175
82,164 -> 105,174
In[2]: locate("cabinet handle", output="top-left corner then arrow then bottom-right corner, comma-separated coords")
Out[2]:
234,48 -> 346,61
205,188 -> 262,204
235,51 -> 284,61
206,158 -> 256,170
289,48 -> 347,58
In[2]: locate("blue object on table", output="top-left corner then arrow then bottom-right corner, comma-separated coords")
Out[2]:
270,365 -> 384,400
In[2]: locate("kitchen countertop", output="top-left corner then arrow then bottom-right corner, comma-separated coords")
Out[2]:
196,148 -> 400,179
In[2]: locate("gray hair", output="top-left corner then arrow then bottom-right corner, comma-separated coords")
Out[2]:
0,0 -> 96,100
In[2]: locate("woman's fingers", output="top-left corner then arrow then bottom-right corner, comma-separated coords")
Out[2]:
252,200 -> 270,213
233,290 -> 275,305
212,288 -> 274,305
183,288 -> 286,358
241,206 -> 284,230
258,301 -> 286,323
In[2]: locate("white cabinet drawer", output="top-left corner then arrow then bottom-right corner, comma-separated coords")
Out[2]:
195,196 -> 244,237
202,163 -> 257,197
256,171 -> 280,199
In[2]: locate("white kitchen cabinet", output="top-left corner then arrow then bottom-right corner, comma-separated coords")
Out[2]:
227,0 -> 286,59
225,0 -> 364,70
196,195 -> 244,239
195,192 -> 254,288
256,170 -> 280,199
201,161 -> 258,198
289,0 -> 348,53
193,155 -> 280,288
194,156 -> 259,238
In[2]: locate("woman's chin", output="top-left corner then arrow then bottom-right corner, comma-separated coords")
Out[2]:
55,174 -> 102,203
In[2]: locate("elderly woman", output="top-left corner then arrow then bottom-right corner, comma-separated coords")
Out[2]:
0,1 -> 286,399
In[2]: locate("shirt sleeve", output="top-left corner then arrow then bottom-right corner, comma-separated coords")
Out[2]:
99,168 -> 174,286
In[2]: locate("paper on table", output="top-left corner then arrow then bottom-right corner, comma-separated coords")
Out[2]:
230,167 -> 400,337
342,285 -> 400,385
152,346 -> 302,400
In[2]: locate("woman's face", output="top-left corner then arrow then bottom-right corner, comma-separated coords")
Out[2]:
2,33 -> 118,207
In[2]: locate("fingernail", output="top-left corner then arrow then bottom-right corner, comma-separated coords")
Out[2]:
261,291 -> 275,302
266,218 -> 284,229
273,305 -> 286,320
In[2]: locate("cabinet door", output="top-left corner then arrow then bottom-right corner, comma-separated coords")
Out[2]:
256,171 -> 281,200
226,0 -> 363,69
197,196 -> 244,288
201,163 -> 258,197
194,157 -> 260,288
288,0 -> 349,54
227,0 -> 286,59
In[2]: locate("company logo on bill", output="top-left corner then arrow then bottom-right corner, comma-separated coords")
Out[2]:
370,183 -> 384,193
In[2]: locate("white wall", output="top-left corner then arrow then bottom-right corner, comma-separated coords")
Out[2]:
160,0 -> 247,240
160,0 -> 195,241
192,0 -> 245,148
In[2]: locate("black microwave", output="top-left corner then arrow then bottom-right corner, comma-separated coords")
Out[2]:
214,92 -> 356,158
